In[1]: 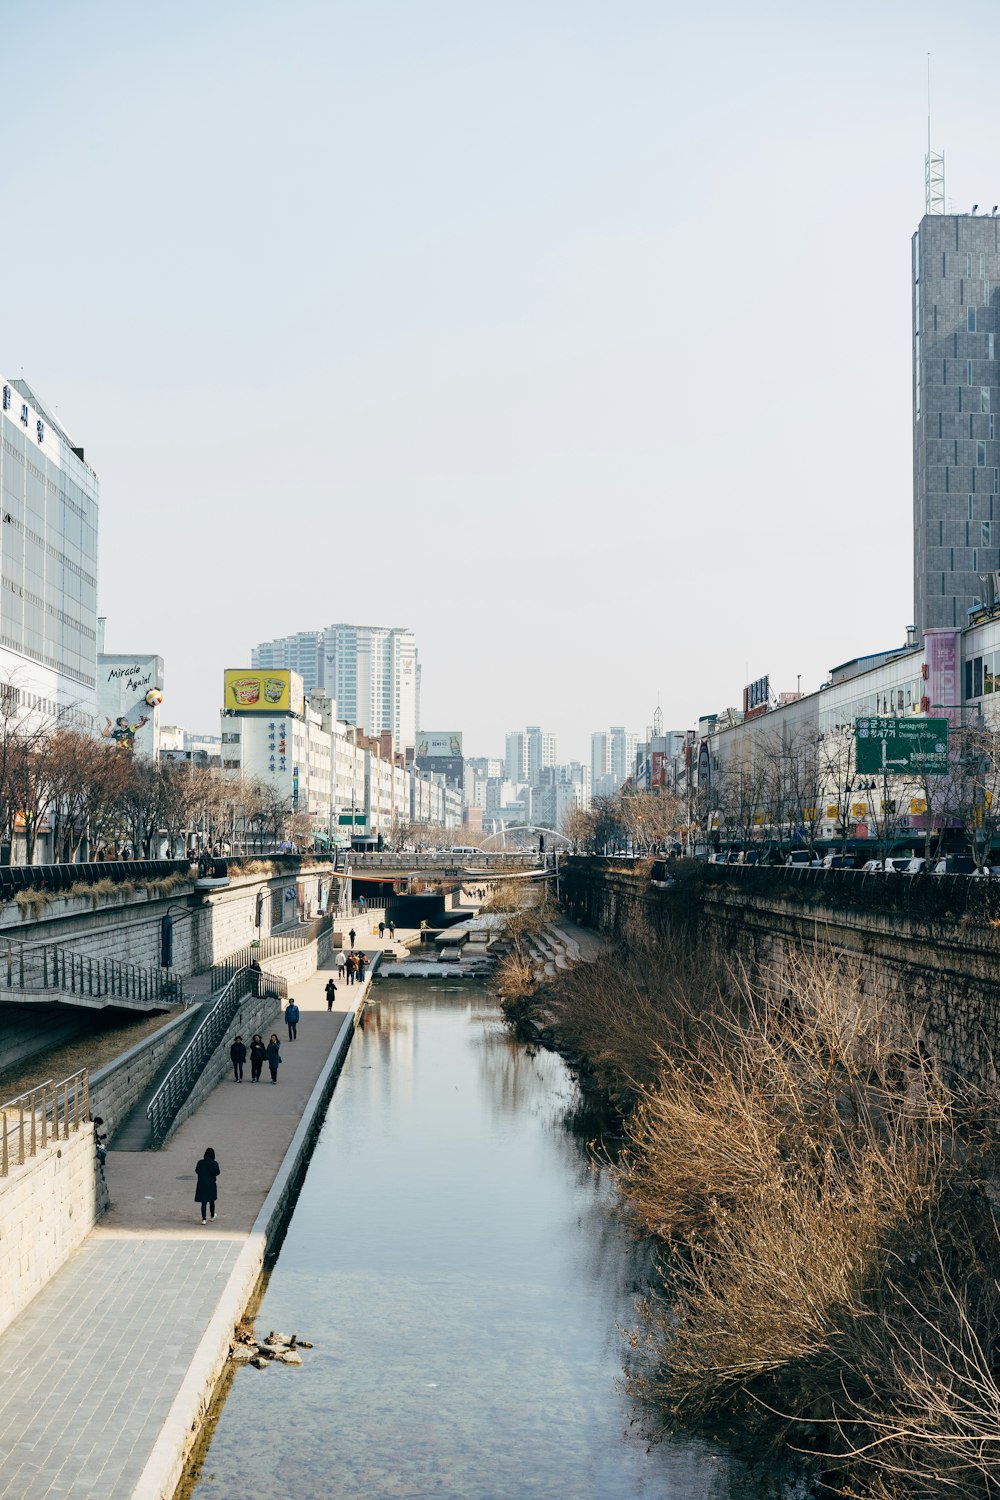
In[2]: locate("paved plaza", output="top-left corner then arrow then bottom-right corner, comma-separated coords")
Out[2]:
0,944 -> 380,1500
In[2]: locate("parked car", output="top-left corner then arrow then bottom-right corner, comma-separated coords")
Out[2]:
821,853 -> 857,870
932,855 -> 979,875
785,850 -> 822,867
901,857 -> 931,874
861,857 -> 910,873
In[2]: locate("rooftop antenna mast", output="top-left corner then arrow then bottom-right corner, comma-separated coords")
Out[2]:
925,53 -> 945,215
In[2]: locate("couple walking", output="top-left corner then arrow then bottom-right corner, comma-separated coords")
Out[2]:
230,1033 -> 282,1083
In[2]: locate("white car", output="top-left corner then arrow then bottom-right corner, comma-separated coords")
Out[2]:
861,857 -> 910,873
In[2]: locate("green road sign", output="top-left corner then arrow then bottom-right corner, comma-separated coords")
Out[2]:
855,717 -> 950,775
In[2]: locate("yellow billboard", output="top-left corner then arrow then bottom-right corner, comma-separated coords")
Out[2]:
224,669 -> 305,716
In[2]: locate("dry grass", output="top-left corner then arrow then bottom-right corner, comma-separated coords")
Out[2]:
530,939 -> 1000,1496
14,888 -> 51,916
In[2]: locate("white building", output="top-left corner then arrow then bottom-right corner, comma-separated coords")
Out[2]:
591,726 -> 639,798
504,726 -> 557,785
252,623 -> 419,752
0,378 -> 99,727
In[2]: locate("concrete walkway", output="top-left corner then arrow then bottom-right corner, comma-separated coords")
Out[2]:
0,948 -> 378,1500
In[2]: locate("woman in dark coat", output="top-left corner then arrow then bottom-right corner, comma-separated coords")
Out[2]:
249,1034 -> 267,1083
195,1147 -> 220,1223
266,1034 -> 282,1084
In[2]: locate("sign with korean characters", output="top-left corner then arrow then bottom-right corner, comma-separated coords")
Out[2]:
855,717 -> 949,775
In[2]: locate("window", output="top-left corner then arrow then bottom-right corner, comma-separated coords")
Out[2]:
992,334 -> 997,360
979,441 -> 987,465
995,467 -> 999,493
969,360 -> 975,385
984,521 -> 992,545
983,388 -> 991,413
969,307 -> 978,332
975,657 -> 984,697
970,494 -> 976,519
968,252 -> 974,277
992,415 -> 996,440
966,660 -> 974,699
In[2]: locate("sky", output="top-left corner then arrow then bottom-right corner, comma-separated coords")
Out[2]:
3,0 -> 1000,762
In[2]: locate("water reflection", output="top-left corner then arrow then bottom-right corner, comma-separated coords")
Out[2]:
186,983 -> 762,1500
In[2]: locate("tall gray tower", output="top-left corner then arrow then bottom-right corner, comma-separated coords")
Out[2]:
913,213 -> 1000,634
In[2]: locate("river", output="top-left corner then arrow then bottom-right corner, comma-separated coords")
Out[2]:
185,981 -> 775,1499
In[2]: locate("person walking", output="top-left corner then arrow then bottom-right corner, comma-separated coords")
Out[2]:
285,999 -> 300,1041
195,1147 -> 220,1223
378,919 -> 385,939
336,948 -> 347,977
266,1034 -> 282,1084
325,977 -> 337,1011
348,927 -> 356,949
230,1034 -> 246,1082
388,918 -> 395,939
345,952 -> 356,986
357,952 -> 368,985
249,1033 -> 267,1083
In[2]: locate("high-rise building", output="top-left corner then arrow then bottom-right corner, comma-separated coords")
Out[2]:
913,213 -> 1000,634
0,378 -> 99,725
591,725 -> 638,797
252,623 -> 418,750
504,726 -> 556,785
251,630 -> 323,692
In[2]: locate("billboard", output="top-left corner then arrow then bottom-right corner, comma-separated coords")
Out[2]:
742,675 -> 770,720
923,629 -> 961,727
415,730 -> 464,791
650,751 -> 666,789
224,669 -> 305,717
855,717 -> 950,775
415,732 -> 463,758
98,654 -> 163,758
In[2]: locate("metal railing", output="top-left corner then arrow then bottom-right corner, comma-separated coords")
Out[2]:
1,1069 -> 90,1177
210,912 -> 333,991
146,966 -> 286,1147
4,942 -> 183,1006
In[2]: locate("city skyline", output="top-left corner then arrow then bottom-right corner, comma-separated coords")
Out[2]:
5,5 -> 1000,755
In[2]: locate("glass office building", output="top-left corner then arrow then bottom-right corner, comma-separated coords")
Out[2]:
0,379 -> 99,724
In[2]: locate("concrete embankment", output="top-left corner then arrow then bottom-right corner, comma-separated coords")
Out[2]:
0,951 -> 377,1500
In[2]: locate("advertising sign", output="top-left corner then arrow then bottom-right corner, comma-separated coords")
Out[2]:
742,675 -> 770,720
98,654 -> 163,758
650,751 -> 666,789
415,730 -> 464,792
224,669 -> 305,717
415,732 -> 463,758
855,717 -> 950,775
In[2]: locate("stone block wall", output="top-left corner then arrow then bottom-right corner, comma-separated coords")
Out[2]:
90,1010 -> 194,1143
162,989 -> 283,1146
0,1128 -> 106,1339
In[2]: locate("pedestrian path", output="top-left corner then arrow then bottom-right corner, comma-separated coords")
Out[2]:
0,948 -> 378,1500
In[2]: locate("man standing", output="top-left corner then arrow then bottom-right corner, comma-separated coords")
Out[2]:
388,918 -> 395,939
230,1035 -> 247,1082
285,999 -> 300,1041
348,926 -> 356,949
378,919 -> 385,939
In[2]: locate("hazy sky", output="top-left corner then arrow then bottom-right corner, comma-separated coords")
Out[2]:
4,1 -> 999,761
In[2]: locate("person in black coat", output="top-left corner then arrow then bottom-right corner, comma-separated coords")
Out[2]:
195,1147 -> 220,1223
230,1035 -> 246,1082
266,1034 -> 282,1084
325,977 -> 337,1012
249,1033 -> 267,1083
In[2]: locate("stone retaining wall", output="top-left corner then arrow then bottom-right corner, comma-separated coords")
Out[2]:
161,990 -> 283,1146
0,1128 -> 106,1340
90,1010 -> 196,1143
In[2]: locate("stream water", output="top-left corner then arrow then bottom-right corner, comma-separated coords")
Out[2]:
186,982 -> 784,1499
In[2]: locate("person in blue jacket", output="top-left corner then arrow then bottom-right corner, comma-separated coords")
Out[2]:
284,999 -> 300,1041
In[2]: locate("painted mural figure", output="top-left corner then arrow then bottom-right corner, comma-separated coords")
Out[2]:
102,713 -> 149,751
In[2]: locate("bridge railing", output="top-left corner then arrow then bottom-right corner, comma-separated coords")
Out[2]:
1,1069 -> 90,1177
3,942 -> 183,1006
146,966 -> 286,1147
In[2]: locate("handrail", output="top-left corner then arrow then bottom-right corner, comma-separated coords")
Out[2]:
1,1069 -> 89,1177
3,941 -> 183,1006
145,965 -> 286,1146
210,911 -> 333,991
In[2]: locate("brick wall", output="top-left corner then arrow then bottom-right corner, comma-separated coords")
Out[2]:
0,1128 -> 107,1339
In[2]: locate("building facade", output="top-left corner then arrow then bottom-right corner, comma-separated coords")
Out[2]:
913,214 -> 1000,635
0,378 -> 99,726
252,623 -> 418,751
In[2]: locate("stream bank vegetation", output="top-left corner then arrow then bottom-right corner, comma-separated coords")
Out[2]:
505,931 -> 1000,1498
